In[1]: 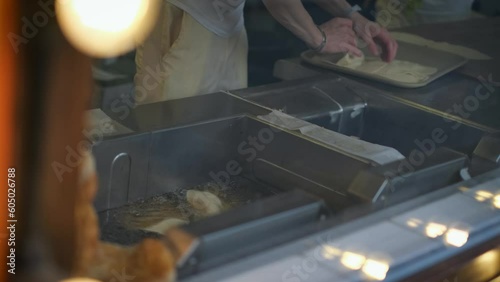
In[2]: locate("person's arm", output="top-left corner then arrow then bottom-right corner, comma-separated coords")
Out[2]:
262,0 -> 362,56
313,0 -> 398,62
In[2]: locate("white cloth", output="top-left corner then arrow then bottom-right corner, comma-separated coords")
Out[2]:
258,111 -> 405,165
167,0 -> 246,38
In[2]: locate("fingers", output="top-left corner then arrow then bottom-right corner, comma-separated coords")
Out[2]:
348,36 -> 358,48
340,27 -> 359,53
354,22 -> 379,56
333,17 -> 353,28
360,32 -> 379,56
375,30 -> 398,62
339,42 -> 363,57
352,19 -> 399,62
383,40 -> 398,62
322,18 -> 353,31
339,26 -> 356,44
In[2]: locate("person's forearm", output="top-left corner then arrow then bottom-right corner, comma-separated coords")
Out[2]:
312,0 -> 352,17
262,0 -> 323,48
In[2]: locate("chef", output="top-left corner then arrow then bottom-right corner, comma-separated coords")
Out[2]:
134,0 -> 398,104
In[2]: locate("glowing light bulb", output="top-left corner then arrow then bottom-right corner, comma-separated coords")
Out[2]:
425,222 -> 447,238
406,218 -> 423,228
445,228 -> 469,248
474,190 -> 494,202
493,194 -> 500,209
56,0 -> 159,57
340,251 -> 366,270
362,259 -> 390,281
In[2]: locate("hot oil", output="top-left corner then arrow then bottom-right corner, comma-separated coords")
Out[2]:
99,177 -> 273,245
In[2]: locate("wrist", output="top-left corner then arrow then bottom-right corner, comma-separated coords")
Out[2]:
350,11 -> 364,21
350,12 -> 367,35
308,25 -> 327,52
306,26 -> 323,49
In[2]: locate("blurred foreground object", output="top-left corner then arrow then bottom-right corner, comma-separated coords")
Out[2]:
56,0 -> 159,57
0,0 -> 16,280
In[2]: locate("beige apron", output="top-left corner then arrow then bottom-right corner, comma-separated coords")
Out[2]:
135,2 -> 248,104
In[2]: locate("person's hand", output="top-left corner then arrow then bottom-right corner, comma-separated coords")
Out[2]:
318,18 -> 363,56
351,13 -> 398,62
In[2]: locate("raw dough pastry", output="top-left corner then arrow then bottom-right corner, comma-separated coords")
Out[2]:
334,53 -> 437,84
143,218 -> 188,234
337,53 -> 365,68
186,190 -> 223,216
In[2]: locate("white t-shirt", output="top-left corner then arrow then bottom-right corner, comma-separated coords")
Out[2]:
167,0 -> 246,38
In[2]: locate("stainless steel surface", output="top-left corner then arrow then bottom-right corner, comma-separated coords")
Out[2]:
301,41 -> 467,88
92,115 -> 377,213
257,110 -> 405,165
184,169 -> 500,282
397,17 -> 500,79
274,60 -> 500,130
102,92 -> 271,135
90,39 -> 500,280
178,190 -> 325,277
231,77 -> 367,136
230,76 -> 493,157
348,147 -> 468,203
473,134 -> 500,163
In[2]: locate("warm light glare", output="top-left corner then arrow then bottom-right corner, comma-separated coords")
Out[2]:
425,222 -> 447,238
474,249 -> 499,266
474,190 -> 494,202
406,218 -> 423,228
493,194 -> 500,209
341,252 -> 366,270
72,0 -> 145,32
445,228 -> 469,247
56,0 -> 158,57
362,259 -> 390,281
322,245 -> 342,260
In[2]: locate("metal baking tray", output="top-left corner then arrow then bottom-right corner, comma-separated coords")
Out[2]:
301,41 -> 468,88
